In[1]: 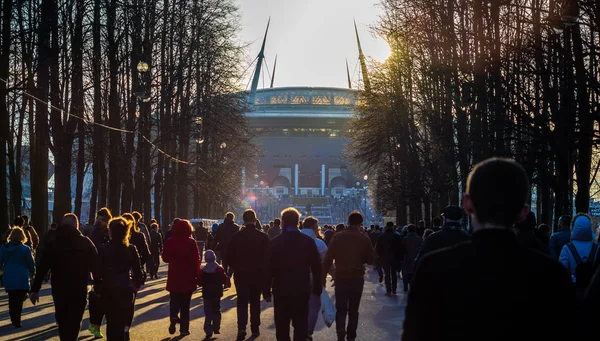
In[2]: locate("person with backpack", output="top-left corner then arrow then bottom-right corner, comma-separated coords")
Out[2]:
559,213 -> 598,302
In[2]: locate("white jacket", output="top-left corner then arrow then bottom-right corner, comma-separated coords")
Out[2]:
301,228 -> 328,262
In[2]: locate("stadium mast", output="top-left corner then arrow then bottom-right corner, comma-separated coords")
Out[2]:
354,19 -> 370,91
250,18 -> 270,103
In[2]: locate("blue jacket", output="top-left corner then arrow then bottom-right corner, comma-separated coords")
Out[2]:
0,241 -> 35,291
559,216 -> 597,283
549,228 -> 571,259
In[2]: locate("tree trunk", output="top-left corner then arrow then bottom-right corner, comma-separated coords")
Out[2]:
32,0 -> 52,232
107,0 -> 122,212
0,0 -> 13,232
72,0 -> 86,219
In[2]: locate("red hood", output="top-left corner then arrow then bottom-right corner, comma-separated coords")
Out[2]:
172,220 -> 192,238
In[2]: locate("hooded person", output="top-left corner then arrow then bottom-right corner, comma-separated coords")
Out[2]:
198,250 -> 230,339
162,219 -> 201,336
559,214 -> 599,287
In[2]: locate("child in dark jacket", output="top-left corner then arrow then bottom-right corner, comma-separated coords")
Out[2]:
198,250 -> 230,339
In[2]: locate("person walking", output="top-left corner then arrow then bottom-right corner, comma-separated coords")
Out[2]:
87,207 -> 112,339
21,215 -> 40,255
95,217 -> 144,341
415,206 -> 470,266
267,208 -> 322,341
162,219 -> 201,337
122,213 -> 150,340
148,223 -> 163,279
0,227 -> 36,328
402,224 -> 423,291
31,213 -> 98,341
402,158 -> 574,341
196,221 -> 208,257
516,211 -> 551,255
13,216 -> 33,253
369,225 -> 384,283
375,222 -> 402,295
558,213 -> 599,303
132,211 -> 150,246
323,211 -> 374,341
215,212 -> 240,275
267,218 -> 282,240
226,209 -> 270,340
300,216 -> 328,341
549,215 -> 572,259
198,250 -> 230,339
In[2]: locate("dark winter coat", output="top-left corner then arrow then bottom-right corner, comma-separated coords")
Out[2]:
162,221 -> 201,293
403,232 -> 423,274
323,227 -> 374,281
403,229 -> 574,341
215,218 -> 240,256
31,226 -> 98,296
369,230 -> 383,248
130,231 -> 151,266
415,225 -> 470,266
149,230 -> 163,253
516,228 -> 551,256
375,230 -> 402,267
198,266 -> 229,299
549,227 -> 571,259
196,227 -> 208,244
96,242 -> 144,290
226,224 -> 269,290
267,228 -> 322,298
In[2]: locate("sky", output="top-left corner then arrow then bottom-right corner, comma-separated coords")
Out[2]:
237,0 -> 390,89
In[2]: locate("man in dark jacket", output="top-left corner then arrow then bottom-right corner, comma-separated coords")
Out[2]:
415,205 -> 470,266
549,215 -> 572,259
516,211 -> 551,256
402,224 -> 423,291
267,207 -> 322,341
227,209 -> 270,340
149,223 -> 163,279
323,211 -> 374,341
402,158 -> 574,341
375,222 -> 402,295
196,221 -> 208,257
416,220 -> 426,237
31,213 -> 98,341
215,212 -> 240,275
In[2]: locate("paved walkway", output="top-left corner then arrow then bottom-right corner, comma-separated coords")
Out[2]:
0,265 -> 405,340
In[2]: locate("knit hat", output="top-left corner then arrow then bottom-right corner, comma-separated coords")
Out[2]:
571,214 -> 593,242
205,250 -> 216,263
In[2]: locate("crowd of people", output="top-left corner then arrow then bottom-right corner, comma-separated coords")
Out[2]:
3,157 -> 600,340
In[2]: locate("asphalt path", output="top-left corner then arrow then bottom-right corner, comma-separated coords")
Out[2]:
0,265 -> 405,340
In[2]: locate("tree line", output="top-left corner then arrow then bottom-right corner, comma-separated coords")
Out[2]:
347,0 -> 600,226
0,0 -> 257,234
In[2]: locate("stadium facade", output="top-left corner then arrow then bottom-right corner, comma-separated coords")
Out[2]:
242,21 -> 372,225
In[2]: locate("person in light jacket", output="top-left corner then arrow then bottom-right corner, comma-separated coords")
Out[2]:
301,216 -> 328,341
559,213 -> 598,284
0,227 -> 35,328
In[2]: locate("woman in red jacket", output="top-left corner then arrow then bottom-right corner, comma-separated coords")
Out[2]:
162,219 -> 201,336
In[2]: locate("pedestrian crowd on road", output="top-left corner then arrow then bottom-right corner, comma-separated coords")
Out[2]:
3,158 -> 600,341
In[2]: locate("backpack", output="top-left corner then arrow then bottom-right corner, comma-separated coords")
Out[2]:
567,242 -> 598,288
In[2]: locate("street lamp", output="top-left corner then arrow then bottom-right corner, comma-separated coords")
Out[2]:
137,61 -> 149,73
